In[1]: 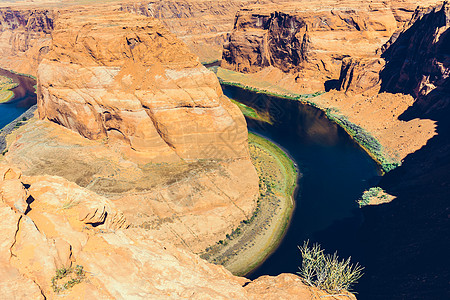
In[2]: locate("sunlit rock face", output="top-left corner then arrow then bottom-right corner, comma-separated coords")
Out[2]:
221,2 -> 401,84
37,11 -> 249,162
0,8 -> 54,76
336,1 -> 450,115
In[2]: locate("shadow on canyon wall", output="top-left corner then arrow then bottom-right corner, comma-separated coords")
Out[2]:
358,4 -> 450,298
359,102 -> 450,300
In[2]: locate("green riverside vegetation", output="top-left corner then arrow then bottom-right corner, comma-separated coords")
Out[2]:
229,99 -> 272,124
201,132 -> 298,275
217,73 -> 400,173
325,108 -> 399,173
0,75 -> 18,103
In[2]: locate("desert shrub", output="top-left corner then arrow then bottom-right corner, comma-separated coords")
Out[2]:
297,241 -> 364,293
51,265 -> 86,293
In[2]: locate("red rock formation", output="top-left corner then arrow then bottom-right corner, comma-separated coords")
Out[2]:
331,3 -> 450,298
221,2 -> 404,89
222,10 -> 309,73
0,163 -> 355,299
338,57 -> 385,94
0,7 -> 53,76
120,0 -> 262,62
38,10 -> 249,162
379,1 -> 450,115
337,1 -> 450,114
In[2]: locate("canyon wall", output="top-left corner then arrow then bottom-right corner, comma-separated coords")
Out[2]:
221,2 -> 399,90
120,0 -> 262,63
332,3 -> 450,299
0,164 -> 355,299
0,7 -> 54,76
220,0 -> 441,92
339,2 -> 450,106
379,2 -> 450,116
37,10 -> 249,162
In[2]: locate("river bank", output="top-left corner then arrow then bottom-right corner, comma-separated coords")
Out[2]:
215,67 -> 438,173
215,67 -> 401,173
0,75 -> 18,103
201,132 -> 298,276
0,104 -> 37,154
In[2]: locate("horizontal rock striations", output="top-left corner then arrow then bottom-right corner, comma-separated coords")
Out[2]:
380,1 -> 450,116
221,1 -> 407,90
222,10 -> 309,73
0,163 -> 355,299
0,7 -> 54,76
120,0 -> 261,63
38,11 -> 249,162
338,1 -> 450,115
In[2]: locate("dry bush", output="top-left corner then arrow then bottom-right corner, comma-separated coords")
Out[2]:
297,241 -> 364,293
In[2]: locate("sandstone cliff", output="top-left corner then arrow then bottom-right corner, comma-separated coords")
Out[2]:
0,163 -> 356,299
0,7 -> 53,76
38,11 -> 249,162
220,0 -> 442,92
379,1 -> 450,116
0,9 -> 260,255
120,0 -> 262,63
338,1 -> 450,106
342,3 -> 450,298
221,1 -> 403,91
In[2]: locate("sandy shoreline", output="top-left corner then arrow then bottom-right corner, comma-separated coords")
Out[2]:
201,132 -> 298,276
0,74 -> 18,103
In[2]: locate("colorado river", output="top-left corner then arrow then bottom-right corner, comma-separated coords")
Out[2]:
0,69 -> 37,129
222,84 -> 381,286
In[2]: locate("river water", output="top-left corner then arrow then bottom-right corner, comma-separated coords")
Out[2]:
0,69 -> 37,129
0,67 -> 381,295
222,85 -> 381,290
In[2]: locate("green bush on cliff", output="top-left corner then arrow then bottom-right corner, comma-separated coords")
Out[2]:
297,241 -> 364,294
51,265 -> 86,293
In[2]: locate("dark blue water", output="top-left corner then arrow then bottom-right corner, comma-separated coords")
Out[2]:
0,69 -> 37,129
222,85 -> 381,290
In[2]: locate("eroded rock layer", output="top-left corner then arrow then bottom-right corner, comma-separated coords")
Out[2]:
0,163 -> 356,299
0,7 -> 54,76
120,0 -> 262,63
379,1 -> 450,115
38,11 -> 249,162
221,0 -> 441,91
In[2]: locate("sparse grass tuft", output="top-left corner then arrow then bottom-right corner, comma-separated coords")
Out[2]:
51,265 -> 86,293
298,241 -> 364,294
